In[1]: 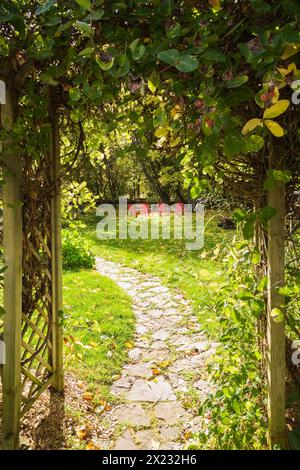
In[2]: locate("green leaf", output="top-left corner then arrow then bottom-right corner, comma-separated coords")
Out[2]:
245,134 -> 265,153
203,48 -> 226,63
79,47 -> 93,57
270,307 -> 284,323
35,0 -> 55,16
251,250 -> 261,265
259,207 -> 277,227
281,30 -> 300,45
258,276 -> 268,292
224,132 -> 244,158
242,118 -> 263,135
157,49 -> 181,66
176,55 -> 199,73
166,21 -> 181,39
86,9 -> 105,20
114,54 -> 130,78
76,21 -> 92,37
233,208 -> 247,222
75,0 -> 92,10
232,398 -> 241,414
250,0 -> 271,13
40,72 -> 58,85
288,429 -> 300,450
69,87 -> 81,102
153,108 -> 167,127
243,213 -> 256,239
129,39 -> 146,60
226,75 -> 249,88
264,169 -> 292,191
96,55 -> 114,70
190,183 -> 202,199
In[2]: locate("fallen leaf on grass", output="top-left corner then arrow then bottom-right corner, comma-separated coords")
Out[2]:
75,425 -> 89,440
82,391 -> 94,401
86,442 -> 100,450
95,400 -> 112,414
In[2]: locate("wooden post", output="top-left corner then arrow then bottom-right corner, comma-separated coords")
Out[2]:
50,93 -> 64,392
1,86 -> 23,449
266,142 -> 286,448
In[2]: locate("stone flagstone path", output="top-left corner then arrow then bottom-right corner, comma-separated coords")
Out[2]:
95,257 -> 216,450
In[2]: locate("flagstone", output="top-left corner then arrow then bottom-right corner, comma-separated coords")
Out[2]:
126,377 -> 176,402
95,256 -> 214,451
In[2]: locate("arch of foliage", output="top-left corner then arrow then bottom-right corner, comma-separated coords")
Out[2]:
1,0 -> 300,448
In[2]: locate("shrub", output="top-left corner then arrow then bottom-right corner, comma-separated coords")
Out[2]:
194,240 -> 268,450
62,230 -> 94,270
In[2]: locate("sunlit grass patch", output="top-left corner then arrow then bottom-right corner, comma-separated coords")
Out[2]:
63,270 -> 135,401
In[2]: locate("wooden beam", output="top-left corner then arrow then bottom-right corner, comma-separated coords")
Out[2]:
266,142 -> 286,448
1,86 -> 22,449
49,91 -> 64,392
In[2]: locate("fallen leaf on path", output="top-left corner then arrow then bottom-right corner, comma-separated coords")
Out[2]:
183,431 -> 192,441
158,360 -> 171,369
112,374 -> 121,381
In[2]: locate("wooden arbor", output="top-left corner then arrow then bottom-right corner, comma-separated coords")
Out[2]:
1,84 -> 64,449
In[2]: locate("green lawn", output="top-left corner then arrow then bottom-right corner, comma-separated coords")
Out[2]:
63,270 -> 135,401
82,211 -> 234,338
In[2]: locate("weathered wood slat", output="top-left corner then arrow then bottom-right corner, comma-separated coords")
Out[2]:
2,86 -> 23,450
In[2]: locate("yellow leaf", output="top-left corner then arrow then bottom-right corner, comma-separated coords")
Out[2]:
271,87 -> 279,103
209,0 -> 221,11
158,360 -> 171,369
125,342 -> 134,349
112,374 -> 121,381
263,100 -> 290,119
155,127 -> 169,138
152,367 -> 161,376
86,442 -> 100,450
77,380 -> 85,389
242,118 -> 263,135
170,136 -> 181,147
171,109 -> 179,119
281,44 -> 300,60
76,426 -> 88,440
264,120 -> 284,137
278,63 -> 297,76
82,391 -> 94,401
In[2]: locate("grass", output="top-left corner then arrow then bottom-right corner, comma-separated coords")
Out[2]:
80,211 -> 234,338
63,269 -> 135,401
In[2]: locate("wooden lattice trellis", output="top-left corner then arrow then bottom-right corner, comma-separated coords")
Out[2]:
1,86 -> 64,449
